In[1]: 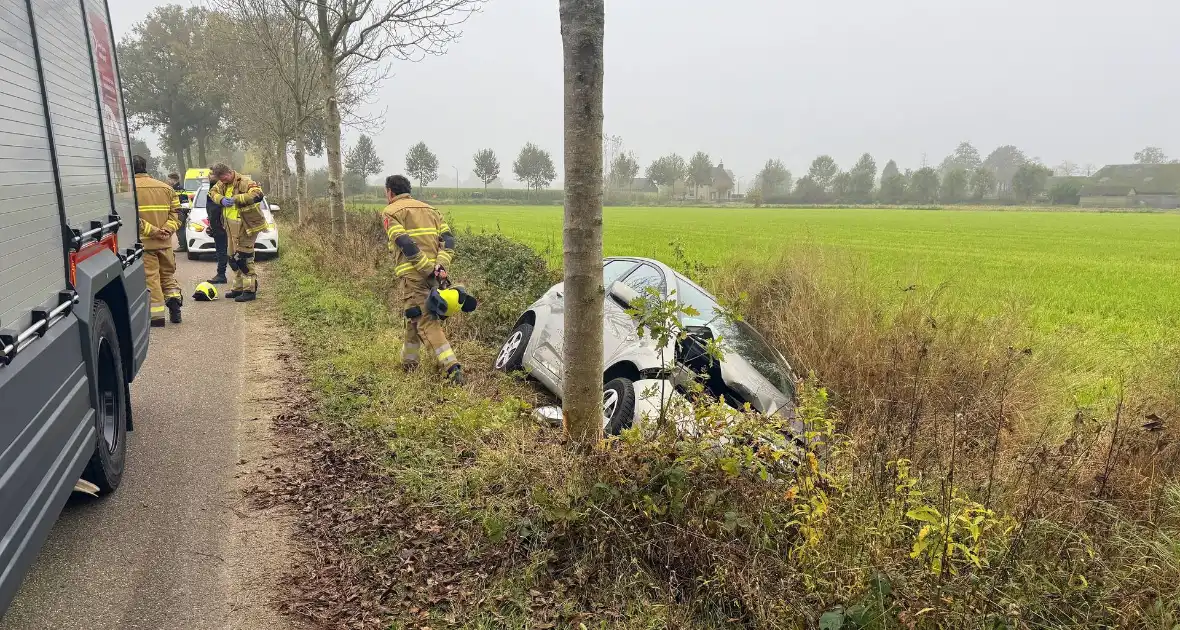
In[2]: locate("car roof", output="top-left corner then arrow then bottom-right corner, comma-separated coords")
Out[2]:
605,255 -> 669,271
604,256 -> 719,302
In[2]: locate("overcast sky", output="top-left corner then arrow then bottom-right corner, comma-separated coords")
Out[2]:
110,0 -> 1180,187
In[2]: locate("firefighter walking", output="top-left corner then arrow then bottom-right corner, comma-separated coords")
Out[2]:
207,163 -> 267,302
381,175 -> 465,384
133,155 -> 183,326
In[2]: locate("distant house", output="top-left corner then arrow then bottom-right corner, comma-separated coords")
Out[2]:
708,163 -> 735,200
1080,164 -> 1180,209
659,161 -> 737,200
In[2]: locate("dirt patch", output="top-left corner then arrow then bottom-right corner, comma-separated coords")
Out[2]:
253,377 -> 514,629
225,273 -> 305,630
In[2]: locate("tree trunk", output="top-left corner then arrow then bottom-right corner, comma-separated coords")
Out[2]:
277,139 -> 292,198
273,142 -> 282,196
319,48 -> 345,232
295,128 -> 308,224
184,145 -> 194,171
196,132 -> 208,167
559,0 -> 605,450
173,148 -> 186,176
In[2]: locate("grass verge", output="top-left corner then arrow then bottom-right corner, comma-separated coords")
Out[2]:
272,211 -> 1180,629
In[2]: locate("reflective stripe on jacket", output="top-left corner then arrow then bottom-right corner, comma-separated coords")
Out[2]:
135,173 -> 180,251
381,194 -> 454,278
209,173 -> 267,235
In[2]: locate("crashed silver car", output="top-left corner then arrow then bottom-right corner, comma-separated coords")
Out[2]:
493,256 -> 798,432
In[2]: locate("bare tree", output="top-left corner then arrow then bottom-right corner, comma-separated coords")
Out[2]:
279,0 -> 480,231
560,0 -> 605,450
218,16 -> 296,196
214,0 -> 329,219
602,133 -> 622,192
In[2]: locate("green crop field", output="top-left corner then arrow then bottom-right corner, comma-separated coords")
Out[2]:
422,205 -> 1180,364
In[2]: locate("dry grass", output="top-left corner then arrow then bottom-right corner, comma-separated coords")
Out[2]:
275,212 -> 1180,629
707,248 -> 1180,516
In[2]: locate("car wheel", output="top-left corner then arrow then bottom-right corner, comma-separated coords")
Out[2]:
187,251 -> 200,261
603,377 -> 637,436
494,321 -> 533,372
81,300 -> 128,494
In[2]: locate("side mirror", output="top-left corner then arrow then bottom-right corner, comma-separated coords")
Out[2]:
608,280 -> 638,308
269,204 -> 281,213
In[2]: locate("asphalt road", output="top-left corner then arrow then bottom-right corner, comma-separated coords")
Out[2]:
0,252 -> 286,630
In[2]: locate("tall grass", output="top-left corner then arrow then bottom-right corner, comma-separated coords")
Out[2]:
707,249 -> 1180,514
275,211 -> 1180,628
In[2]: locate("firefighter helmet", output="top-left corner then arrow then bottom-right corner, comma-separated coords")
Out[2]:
426,286 -> 477,319
192,281 -> 219,301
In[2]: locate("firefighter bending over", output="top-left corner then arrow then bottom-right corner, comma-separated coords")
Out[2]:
207,163 -> 267,302
381,175 -> 464,385
133,155 -> 183,326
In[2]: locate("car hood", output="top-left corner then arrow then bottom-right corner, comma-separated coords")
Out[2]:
718,352 -> 793,417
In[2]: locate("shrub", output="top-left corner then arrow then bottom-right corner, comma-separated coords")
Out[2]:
286,208 -> 560,347
448,230 -> 561,344
1049,181 -> 1082,205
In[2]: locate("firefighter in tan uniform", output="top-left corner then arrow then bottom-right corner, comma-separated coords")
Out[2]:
133,155 -> 183,326
207,163 -> 267,302
381,175 -> 464,385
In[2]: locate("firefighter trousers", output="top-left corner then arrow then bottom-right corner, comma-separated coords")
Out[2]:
143,248 -> 181,321
400,275 -> 458,372
225,218 -> 259,293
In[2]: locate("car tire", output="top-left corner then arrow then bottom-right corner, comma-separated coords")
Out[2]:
494,321 -> 533,373
80,300 -> 128,494
187,251 -> 200,261
603,377 -> 637,436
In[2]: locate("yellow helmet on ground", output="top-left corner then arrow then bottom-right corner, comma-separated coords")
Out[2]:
426,286 -> 478,319
192,281 -> 219,301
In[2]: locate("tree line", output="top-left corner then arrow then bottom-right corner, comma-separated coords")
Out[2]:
744,143 -> 1044,205
371,138 -> 1175,206
334,139 -> 560,197
741,143 -> 1170,205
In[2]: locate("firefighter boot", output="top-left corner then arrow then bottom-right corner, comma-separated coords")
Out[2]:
208,274 -> 228,284
446,364 -> 466,386
224,255 -> 242,298
166,296 -> 183,324
233,254 -> 258,302
225,275 -> 243,299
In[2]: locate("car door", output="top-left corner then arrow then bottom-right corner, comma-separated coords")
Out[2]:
535,259 -> 636,394
603,262 -> 667,368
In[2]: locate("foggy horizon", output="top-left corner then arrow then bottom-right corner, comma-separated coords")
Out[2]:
110,0 -> 1180,186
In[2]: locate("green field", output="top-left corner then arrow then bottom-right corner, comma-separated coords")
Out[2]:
432,205 -> 1180,362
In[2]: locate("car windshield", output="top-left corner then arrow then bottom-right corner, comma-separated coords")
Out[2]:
183,178 -> 204,191
672,273 -> 796,397
193,185 -> 208,208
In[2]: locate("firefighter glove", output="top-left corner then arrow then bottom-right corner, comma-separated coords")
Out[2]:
221,197 -> 235,207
